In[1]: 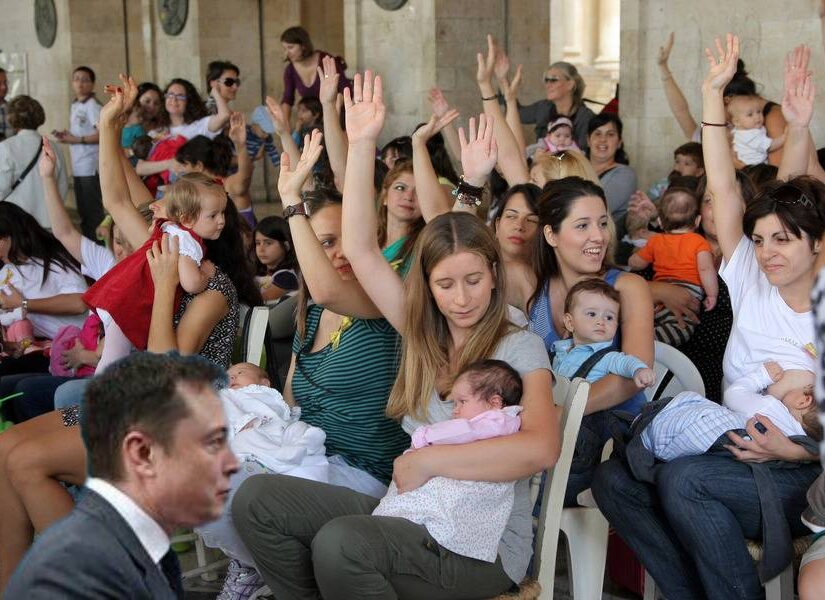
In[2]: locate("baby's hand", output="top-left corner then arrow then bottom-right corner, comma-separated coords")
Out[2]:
764,361 -> 784,383
634,367 -> 656,389
201,259 -> 216,279
703,295 -> 717,311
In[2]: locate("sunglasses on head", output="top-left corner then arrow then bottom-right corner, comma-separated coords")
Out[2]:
769,183 -> 815,211
165,93 -> 187,102
221,78 -> 241,87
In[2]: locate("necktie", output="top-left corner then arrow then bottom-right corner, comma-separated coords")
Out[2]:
159,549 -> 184,599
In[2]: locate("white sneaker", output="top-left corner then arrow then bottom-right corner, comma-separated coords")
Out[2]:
217,559 -> 267,600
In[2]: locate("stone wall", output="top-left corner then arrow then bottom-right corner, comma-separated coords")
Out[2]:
621,0 -> 825,190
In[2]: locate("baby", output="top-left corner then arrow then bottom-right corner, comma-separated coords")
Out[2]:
628,187 -> 718,347
552,279 -> 655,388
527,117 -> 581,157
373,359 -> 524,563
728,95 -> 785,166
639,363 -> 821,463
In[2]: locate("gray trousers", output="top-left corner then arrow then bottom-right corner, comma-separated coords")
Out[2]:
231,474 -> 514,600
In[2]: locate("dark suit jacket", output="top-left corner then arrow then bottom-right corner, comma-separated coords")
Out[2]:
5,489 -> 180,599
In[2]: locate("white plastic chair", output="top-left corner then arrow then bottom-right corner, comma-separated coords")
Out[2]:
242,306 -> 270,367
530,376 -> 590,599
561,341 -> 704,600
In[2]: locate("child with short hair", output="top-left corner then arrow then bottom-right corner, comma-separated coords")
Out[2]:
647,142 -> 705,201
372,359 -> 524,562
83,173 -> 226,370
527,116 -> 581,157
728,94 -> 785,165
552,279 -> 655,388
628,187 -> 718,346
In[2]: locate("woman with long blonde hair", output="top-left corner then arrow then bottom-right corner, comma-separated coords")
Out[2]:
232,73 -> 560,599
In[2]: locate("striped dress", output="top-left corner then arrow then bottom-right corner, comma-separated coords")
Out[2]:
291,305 -> 409,484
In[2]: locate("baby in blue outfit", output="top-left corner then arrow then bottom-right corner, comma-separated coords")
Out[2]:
552,278 -> 655,388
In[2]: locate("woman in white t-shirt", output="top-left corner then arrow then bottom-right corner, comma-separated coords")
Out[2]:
0,202 -> 87,376
134,78 -> 231,182
591,35 -> 823,599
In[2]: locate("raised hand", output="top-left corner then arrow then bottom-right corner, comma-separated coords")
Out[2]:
343,70 -> 385,145
412,110 -> 460,145
658,32 -> 675,67
501,64 -> 523,102
278,129 -> 324,203
476,34 -> 497,86
119,74 -> 139,112
265,96 -> 291,135
428,87 -> 451,118
317,54 -> 340,105
703,33 -> 740,92
781,45 -> 815,128
493,46 -> 511,82
227,112 -> 247,146
99,85 -> 127,128
38,137 -> 58,178
458,114 -> 497,186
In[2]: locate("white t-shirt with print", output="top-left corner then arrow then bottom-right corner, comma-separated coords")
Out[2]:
69,96 -> 102,176
720,236 -> 815,404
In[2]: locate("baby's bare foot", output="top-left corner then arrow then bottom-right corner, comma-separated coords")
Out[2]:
764,361 -> 783,382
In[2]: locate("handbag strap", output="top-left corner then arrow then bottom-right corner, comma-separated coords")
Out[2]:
8,137 -> 44,194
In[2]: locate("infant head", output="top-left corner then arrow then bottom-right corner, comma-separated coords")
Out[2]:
450,359 -> 523,420
658,187 -> 700,233
546,117 -> 574,149
727,95 -> 764,130
776,371 -> 822,442
227,362 -> 270,390
563,278 -> 621,345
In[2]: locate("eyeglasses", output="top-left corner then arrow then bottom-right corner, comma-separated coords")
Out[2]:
221,78 -> 241,87
544,76 -> 567,84
769,183 -> 815,211
165,93 -> 188,102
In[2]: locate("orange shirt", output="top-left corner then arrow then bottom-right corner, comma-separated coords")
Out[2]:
637,232 -> 712,286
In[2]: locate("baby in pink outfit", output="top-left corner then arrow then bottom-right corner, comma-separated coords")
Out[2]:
373,359 -> 523,563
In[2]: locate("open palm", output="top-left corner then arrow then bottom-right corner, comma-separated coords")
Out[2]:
703,34 -> 739,91
278,129 -> 324,201
344,71 -> 385,144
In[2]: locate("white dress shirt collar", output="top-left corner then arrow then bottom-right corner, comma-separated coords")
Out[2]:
85,477 -> 170,564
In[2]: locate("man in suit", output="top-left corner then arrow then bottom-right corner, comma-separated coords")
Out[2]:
5,352 -> 239,598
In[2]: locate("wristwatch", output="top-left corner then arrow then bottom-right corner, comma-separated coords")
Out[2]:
21,298 -> 28,318
283,202 -> 310,220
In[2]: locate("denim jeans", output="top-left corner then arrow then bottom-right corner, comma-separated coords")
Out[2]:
53,378 -> 90,411
591,455 -> 821,600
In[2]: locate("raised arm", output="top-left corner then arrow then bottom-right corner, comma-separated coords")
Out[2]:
318,55 -> 348,190
658,33 -> 699,139
702,34 -> 745,261
412,110 -> 460,221
501,64 -> 528,167
454,114 -> 498,214
281,129 -> 383,319
99,76 -> 152,250
206,84 -> 231,133
778,45 -> 817,181
39,138 -> 82,261
477,34 -> 529,185
224,112 -> 254,211
341,71 -> 407,331
266,97 -> 301,170
428,88 -> 462,164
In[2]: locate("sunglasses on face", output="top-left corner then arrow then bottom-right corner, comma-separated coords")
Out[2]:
221,78 -> 241,87
165,93 -> 187,102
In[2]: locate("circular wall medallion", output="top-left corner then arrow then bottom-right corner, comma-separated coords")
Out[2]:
158,0 -> 189,36
374,0 -> 407,10
34,0 -> 57,48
